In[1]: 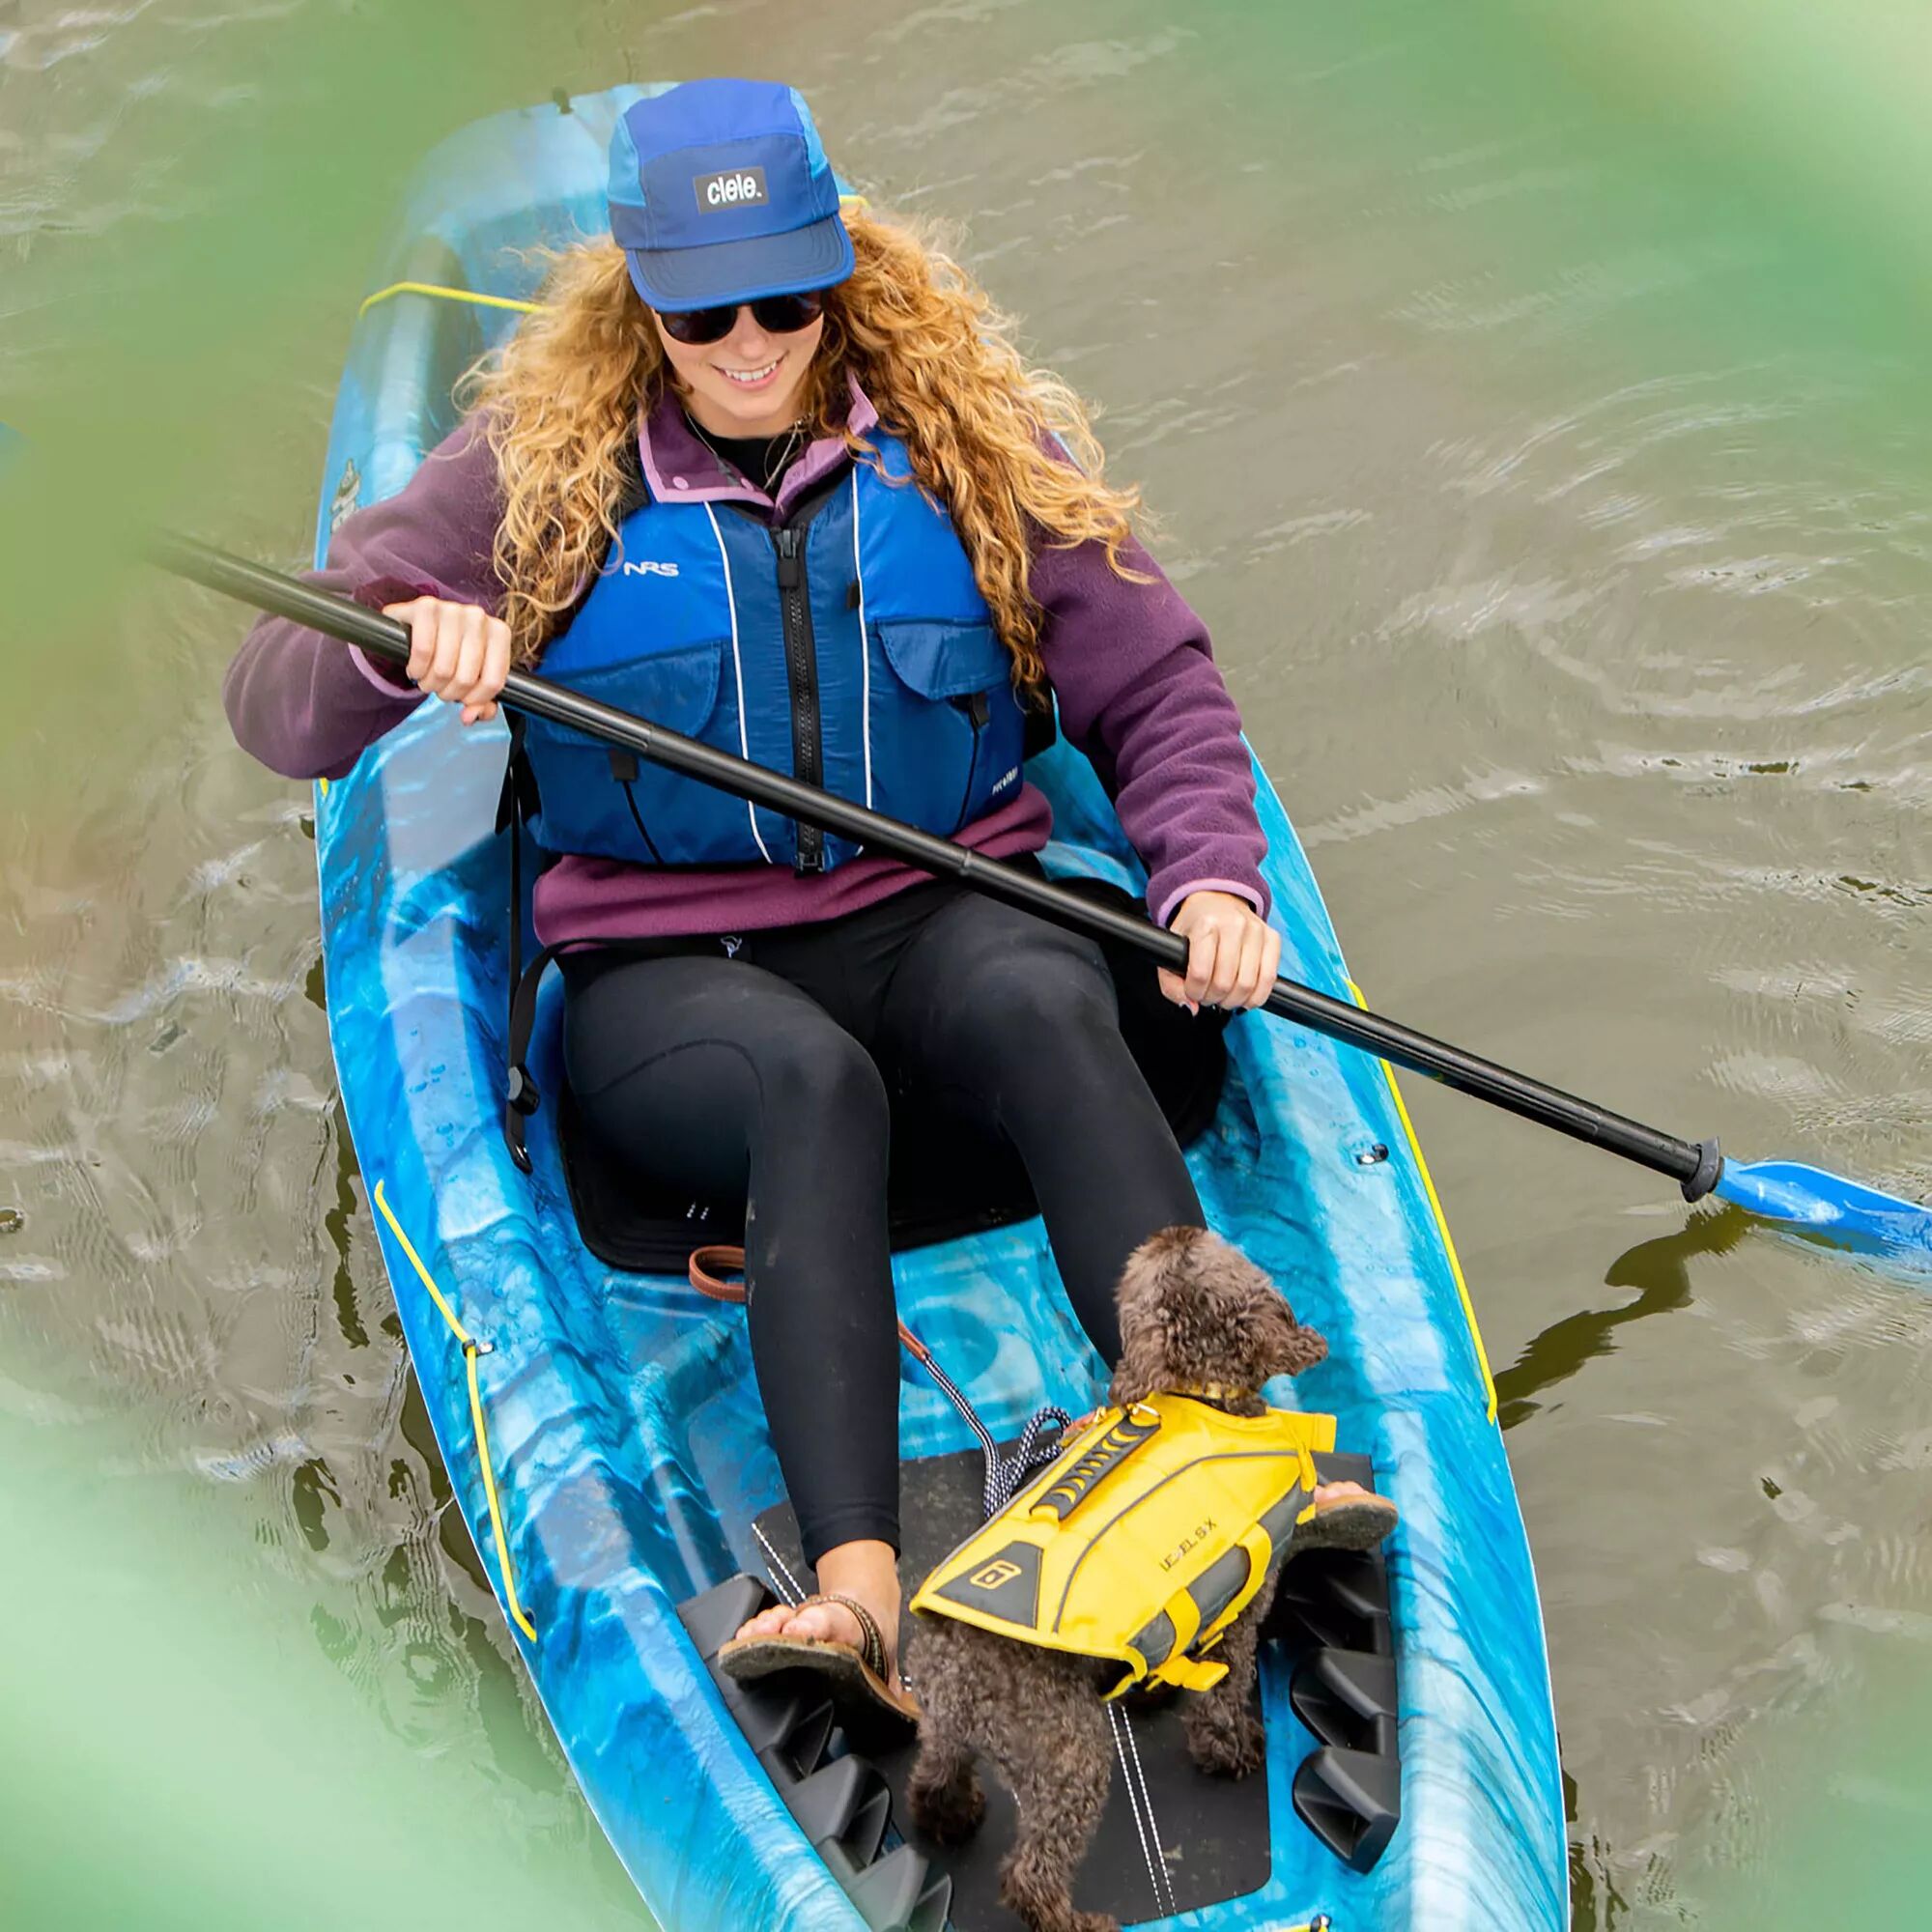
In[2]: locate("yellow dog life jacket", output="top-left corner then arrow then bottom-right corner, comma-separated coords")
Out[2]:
910,1393 -> 1336,1698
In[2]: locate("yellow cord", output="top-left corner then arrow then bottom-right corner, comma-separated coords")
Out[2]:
357,281 -> 543,319
461,1342 -> 537,1642
372,1177 -> 471,1342
372,1179 -> 539,1640
1347,982 -> 1499,1425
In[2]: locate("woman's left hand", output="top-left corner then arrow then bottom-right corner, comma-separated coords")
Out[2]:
1160,891 -> 1282,1013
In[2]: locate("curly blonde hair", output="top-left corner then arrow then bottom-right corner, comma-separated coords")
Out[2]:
456,207 -> 1148,695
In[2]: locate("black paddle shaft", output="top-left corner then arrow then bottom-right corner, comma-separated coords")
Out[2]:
162,532 -> 1724,1201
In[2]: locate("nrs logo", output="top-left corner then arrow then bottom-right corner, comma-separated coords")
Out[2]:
621,559 -> 680,578
695,166 -> 768,211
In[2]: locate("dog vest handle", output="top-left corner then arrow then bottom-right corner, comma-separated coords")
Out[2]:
1026,1407 -> 1162,1523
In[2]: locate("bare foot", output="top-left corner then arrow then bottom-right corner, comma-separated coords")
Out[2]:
1292,1479 -> 1398,1555
1312,1478 -> 1370,1509
735,1538 -> 903,1681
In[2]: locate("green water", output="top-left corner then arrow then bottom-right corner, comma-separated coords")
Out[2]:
4,3 -> 1930,1925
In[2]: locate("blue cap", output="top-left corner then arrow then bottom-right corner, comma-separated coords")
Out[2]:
608,79 -> 854,312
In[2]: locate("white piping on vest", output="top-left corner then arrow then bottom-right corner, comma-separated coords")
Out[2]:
704,503 -> 774,865
850,469 -> 874,810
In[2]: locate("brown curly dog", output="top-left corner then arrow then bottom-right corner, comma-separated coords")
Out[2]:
904,1225 -> 1388,1932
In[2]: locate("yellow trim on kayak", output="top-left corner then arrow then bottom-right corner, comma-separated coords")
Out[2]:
357,281 -> 543,319
372,1179 -> 539,1641
1347,981 -> 1498,1424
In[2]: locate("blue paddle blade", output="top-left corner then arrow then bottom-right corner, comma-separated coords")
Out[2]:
1716,1158 -> 1932,1264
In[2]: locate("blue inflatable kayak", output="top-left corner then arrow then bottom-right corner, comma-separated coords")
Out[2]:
308,85 -> 1567,1932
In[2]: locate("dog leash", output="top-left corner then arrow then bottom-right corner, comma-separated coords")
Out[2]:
688,1245 -> 1070,1519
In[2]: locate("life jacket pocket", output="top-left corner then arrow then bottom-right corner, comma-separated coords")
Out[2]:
555,634 -> 726,735
524,636 -> 740,865
872,617 -> 1011,700
869,618 -> 1020,833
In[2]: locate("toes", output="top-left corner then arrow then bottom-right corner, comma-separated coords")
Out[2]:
730,1597 -> 904,1676
781,1602 -> 871,1656
1312,1479 -> 1368,1508
731,1605 -> 796,1643
785,1604 -> 847,1645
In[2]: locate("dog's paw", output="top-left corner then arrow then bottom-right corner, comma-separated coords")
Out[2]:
997,1855 -> 1118,1932
1184,1703 -> 1265,1778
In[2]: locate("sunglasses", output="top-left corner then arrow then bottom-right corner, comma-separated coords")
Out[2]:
656,290 -> 828,347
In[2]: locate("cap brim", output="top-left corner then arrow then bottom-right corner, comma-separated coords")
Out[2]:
624,213 -> 855,312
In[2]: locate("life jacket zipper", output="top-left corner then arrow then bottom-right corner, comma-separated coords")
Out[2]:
771,523 -> 824,873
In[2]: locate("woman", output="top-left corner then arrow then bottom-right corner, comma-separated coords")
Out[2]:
226,78 -> 1338,1728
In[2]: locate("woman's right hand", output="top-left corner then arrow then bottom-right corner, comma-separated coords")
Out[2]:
382,596 -> 513,725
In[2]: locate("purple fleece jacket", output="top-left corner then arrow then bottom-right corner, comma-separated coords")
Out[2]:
223,378 -> 1269,943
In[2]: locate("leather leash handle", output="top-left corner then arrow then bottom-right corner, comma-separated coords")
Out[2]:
688,1244 -> 932,1362
689,1245 -> 750,1305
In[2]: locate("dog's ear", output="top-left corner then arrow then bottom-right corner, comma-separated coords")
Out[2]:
1211,1240 -> 1329,1385
1262,1292 -> 1328,1380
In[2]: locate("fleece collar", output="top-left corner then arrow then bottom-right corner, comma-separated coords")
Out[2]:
638,367 -> 880,516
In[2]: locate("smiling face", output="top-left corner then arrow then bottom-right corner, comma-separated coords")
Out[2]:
651,303 -> 826,439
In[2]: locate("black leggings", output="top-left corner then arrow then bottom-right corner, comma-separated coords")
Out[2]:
560,881 -> 1205,1565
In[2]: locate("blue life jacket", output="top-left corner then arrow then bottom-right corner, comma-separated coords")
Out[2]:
522,430 -> 1030,873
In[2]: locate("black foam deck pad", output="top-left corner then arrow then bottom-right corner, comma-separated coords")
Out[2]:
750,1442 -> 1370,1929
